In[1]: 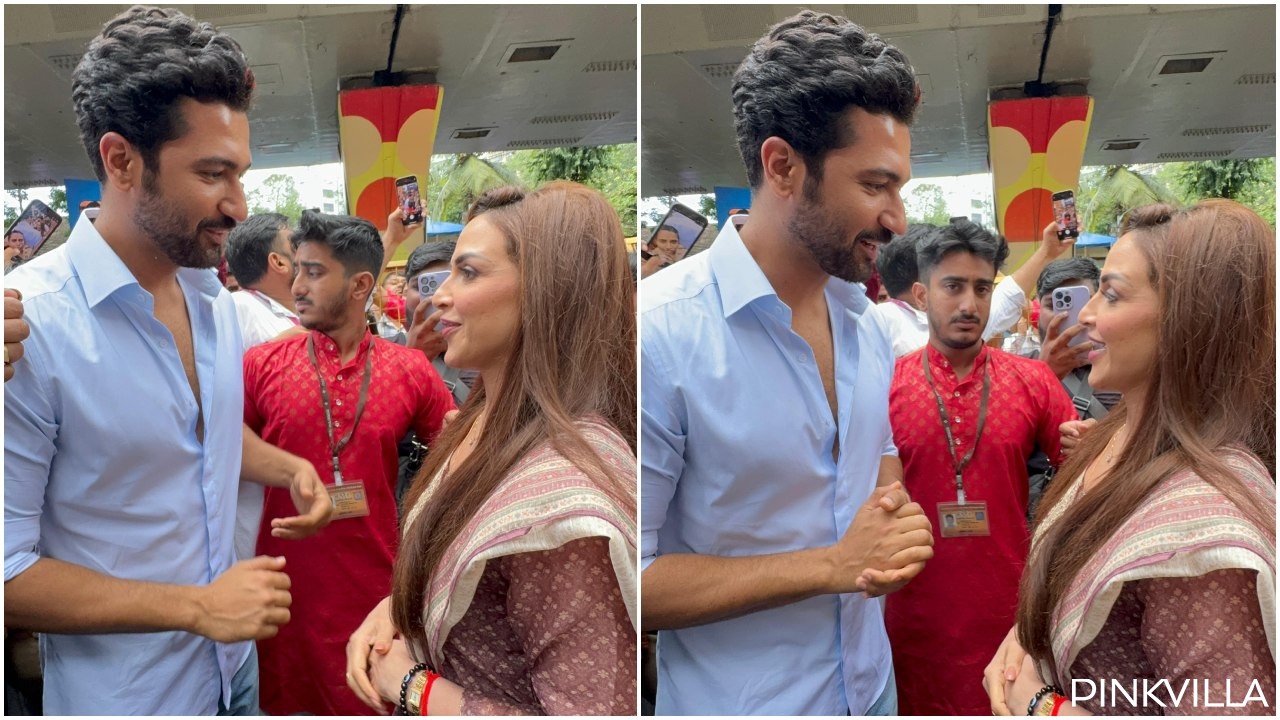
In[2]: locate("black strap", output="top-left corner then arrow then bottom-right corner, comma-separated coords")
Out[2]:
307,334 -> 374,485
921,350 -> 991,504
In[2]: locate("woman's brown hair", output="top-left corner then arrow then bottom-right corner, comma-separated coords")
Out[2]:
390,181 -> 637,653
1016,199 -> 1276,679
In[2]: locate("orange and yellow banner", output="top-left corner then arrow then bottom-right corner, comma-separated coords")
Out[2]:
988,96 -> 1093,267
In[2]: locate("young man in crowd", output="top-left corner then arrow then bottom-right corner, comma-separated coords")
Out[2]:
243,210 -> 455,715
871,224 -> 939,357
1024,256 -> 1118,518
225,213 -> 308,562
641,11 -> 935,715
885,221 -> 1079,715
4,7 -> 331,714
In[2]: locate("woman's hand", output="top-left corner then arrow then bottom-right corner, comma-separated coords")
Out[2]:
1006,652 -> 1048,715
345,596 -> 397,714
369,637 -> 418,706
983,625 -> 1028,715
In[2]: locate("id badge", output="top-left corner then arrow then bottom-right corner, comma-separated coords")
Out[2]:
329,481 -> 370,520
937,501 -> 990,538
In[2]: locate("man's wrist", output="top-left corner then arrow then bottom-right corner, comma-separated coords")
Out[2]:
177,583 -> 208,637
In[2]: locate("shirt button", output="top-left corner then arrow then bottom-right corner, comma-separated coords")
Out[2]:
954,391 -> 961,398
954,417 -> 962,424
336,398 -> 344,407
328,343 -> 336,352
335,420 -> 342,427
336,374 -> 345,381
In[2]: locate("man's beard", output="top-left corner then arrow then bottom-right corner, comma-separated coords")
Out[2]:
927,307 -> 986,350
133,180 -> 235,269
298,293 -> 351,333
786,178 -> 888,283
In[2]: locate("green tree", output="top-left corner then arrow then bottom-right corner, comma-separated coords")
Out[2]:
247,173 -> 305,222
1079,165 -> 1178,236
905,182 -> 949,225
697,194 -> 716,221
48,187 -> 68,216
1158,157 -> 1275,226
427,153 -> 520,224
590,144 -> 637,237
4,189 -> 30,228
510,144 -> 638,236
515,146 -> 611,185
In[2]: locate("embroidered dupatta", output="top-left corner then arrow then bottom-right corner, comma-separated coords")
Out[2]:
1032,447 -> 1276,684
403,419 -> 638,667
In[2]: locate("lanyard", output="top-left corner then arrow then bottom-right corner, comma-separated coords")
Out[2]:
921,350 -> 991,504
307,334 -> 373,485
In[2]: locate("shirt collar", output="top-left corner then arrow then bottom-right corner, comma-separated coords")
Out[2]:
709,216 -> 775,318
310,328 -> 375,366
924,341 -> 990,377
67,217 -> 139,308
244,288 -> 298,319
709,215 -> 872,319
68,217 -> 226,308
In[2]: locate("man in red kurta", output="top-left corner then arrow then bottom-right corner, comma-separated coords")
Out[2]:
886,221 -> 1077,716
244,211 -> 455,715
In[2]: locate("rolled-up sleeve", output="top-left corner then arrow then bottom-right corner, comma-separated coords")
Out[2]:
983,275 -> 1026,340
640,321 -> 684,572
4,332 -> 58,582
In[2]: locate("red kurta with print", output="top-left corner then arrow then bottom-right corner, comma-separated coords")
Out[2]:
886,344 -> 1077,716
244,330 -> 454,716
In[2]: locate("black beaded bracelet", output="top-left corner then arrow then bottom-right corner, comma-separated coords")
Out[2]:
399,662 -> 429,716
1027,684 -> 1064,716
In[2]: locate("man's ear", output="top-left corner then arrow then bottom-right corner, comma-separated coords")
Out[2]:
99,132 -> 144,192
351,271 -> 376,303
912,280 -> 928,310
759,137 -> 806,202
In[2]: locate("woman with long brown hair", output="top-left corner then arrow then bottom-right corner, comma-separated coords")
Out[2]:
983,200 -> 1276,716
344,182 -> 637,715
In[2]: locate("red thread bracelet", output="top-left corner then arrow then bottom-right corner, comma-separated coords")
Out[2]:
1050,694 -> 1067,716
420,671 -> 440,716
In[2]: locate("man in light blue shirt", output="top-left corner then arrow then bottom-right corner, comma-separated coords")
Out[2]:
3,7 -> 331,715
640,11 -> 935,715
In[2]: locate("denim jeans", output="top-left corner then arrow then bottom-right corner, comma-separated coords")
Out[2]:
217,645 -> 261,716
864,666 -> 898,716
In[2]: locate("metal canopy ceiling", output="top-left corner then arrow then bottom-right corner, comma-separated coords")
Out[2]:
4,4 -> 637,189
640,4 -> 1276,197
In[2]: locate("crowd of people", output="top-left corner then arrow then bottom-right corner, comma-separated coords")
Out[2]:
640,9 -> 1274,718
3,6 -> 636,716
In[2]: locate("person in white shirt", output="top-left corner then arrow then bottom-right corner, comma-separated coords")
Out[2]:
870,224 -> 937,357
224,212 -> 305,561
225,213 -> 303,348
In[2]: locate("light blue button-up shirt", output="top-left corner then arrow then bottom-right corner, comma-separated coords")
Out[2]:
641,218 -> 898,715
4,217 -> 250,715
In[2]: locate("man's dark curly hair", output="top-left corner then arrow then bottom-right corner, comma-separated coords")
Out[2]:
732,10 -> 919,189
71,5 -> 255,183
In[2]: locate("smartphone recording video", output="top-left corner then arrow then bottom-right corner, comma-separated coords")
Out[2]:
1051,190 -> 1079,240
4,199 -> 63,263
396,176 -> 423,226
645,203 -> 708,268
